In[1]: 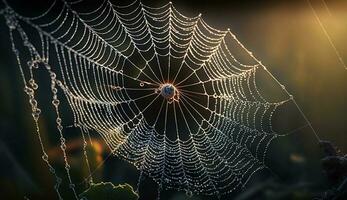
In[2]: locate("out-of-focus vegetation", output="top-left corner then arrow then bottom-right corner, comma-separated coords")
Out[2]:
80,182 -> 138,200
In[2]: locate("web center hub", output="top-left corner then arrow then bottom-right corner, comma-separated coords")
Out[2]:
159,83 -> 179,102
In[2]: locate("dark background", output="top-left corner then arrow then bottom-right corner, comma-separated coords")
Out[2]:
0,0 -> 346,199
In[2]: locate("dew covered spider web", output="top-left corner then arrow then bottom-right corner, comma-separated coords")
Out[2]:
0,0 -> 318,198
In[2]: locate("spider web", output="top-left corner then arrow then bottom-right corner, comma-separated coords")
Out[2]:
1,0 -> 301,198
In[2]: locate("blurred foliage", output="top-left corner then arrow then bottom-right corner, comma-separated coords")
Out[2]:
80,182 -> 138,200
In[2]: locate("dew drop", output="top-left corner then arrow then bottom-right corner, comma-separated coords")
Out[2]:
49,167 -> 55,174
52,99 -> 60,106
50,73 -> 56,80
27,61 -> 33,67
42,153 -> 48,161
185,190 -> 193,197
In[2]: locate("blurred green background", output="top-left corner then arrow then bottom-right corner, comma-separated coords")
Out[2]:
0,0 -> 346,200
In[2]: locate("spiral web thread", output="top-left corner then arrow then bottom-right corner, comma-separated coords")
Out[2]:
0,0 -> 312,198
